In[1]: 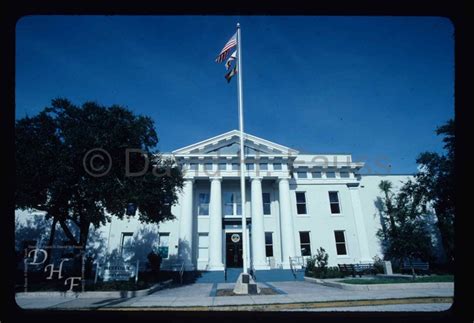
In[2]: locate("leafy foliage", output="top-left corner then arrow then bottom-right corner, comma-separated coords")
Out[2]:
415,119 -> 454,264
372,255 -> 384,274
377,180 -> 434,271
304,247 -> 342,278
16,98 -> 184,251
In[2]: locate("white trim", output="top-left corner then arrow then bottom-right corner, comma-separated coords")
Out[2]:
172,130 -> 299,155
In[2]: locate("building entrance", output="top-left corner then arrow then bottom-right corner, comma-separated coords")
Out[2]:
225,232 -> 243,268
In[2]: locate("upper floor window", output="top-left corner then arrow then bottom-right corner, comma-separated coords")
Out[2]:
295,192 -> 307,214
158,233 -> 170,258
223,192 -> 242,216
246,163 -> 254,170
190,163 -> 198,170
262,192 -> 271,215
326,171 -> 336,178
340,171 -> 350,178
329,191 -> 341,214
198,193 -> 210,215
232,163 -> 240,170
273,163 -> 282,170
218,163 -> 227,170
259,163 -> 268,170
311,171 -> 322,178
121,232 -> 134,259
296,170 -> 308,179
204,163 -> 213,171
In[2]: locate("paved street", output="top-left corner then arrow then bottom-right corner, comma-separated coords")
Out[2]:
15,281 -> 453,311
286,303 -> 452,312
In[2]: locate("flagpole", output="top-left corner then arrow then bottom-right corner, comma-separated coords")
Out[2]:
236,22 -> 248,275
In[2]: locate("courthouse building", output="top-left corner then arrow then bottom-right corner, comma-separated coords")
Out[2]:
17,130 -> 431,273
104,130 -> 415,272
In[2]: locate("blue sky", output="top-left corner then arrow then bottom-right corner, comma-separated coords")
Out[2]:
16,16 -> 454,174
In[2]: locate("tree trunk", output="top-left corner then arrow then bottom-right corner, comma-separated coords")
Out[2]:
384,191 -> 397,234
80,222 -> 90,248
435,213 -> 454,264
42,217 -> 58,269
408,259 -> 416,280
59,219 -> 79,246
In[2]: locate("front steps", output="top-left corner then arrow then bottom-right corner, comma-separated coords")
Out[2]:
193,268 -> 305,284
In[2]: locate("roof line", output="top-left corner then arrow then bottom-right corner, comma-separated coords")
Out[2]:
359,173 -> 416,176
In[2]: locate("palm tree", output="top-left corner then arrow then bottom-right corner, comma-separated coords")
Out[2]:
379,180 -> 396,233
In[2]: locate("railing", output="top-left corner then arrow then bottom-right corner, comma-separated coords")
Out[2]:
250,264 -> 256,281
289,256 -> 306,279
289,257 -> 296,279
179,261 -> 185,284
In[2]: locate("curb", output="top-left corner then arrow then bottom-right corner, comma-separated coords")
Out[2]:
15,279 -> 174,299
304,277 -> 454,290
101,296 -> 453,311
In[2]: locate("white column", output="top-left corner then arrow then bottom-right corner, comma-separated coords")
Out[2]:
209,177 -> 224,270
251,177 -> 269,270
178,179 -> 194,270
278,177 -> 296,269
348,183 -> 372,262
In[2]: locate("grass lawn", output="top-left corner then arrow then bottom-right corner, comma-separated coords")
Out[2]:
339,275 -> 454,285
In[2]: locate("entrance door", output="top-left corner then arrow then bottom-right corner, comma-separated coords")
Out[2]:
226,232 -> 243,268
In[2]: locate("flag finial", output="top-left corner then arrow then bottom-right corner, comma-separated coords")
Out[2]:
237,22 -> 240,28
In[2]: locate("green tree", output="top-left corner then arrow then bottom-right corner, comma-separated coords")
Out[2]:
377,180 -> 433,276
15,98 -> 184,256
415,119 -> 454,264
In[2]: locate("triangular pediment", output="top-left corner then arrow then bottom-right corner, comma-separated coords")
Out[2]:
172,130 -> 299,156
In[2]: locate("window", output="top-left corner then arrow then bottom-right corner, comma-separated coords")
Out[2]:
273,163 -> 282,170
190,163 -> 198,170
198,233 -> 209,260
265,232 -> 274,257
232,163 -> 240,170
204,163 -> 213,171
259,163 -> 268,170
340,171 -> 350,178
198,193 -> 210,215
218,163 -> 227,170
334,231 -> 347,255
311,171 -> 322,178
296,170 -> 308,179
158,233 -> 170,258
326,171 -> 336,178
121,232 -> 134,259
223,192 -> 242,216
262,192 -> 271,215
299,232 -> 312,256
329,191 -> 341,214
246,163 -> 254,170
295,192 -> 307,214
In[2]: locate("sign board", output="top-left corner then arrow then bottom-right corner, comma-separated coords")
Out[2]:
103,261 -> 133,281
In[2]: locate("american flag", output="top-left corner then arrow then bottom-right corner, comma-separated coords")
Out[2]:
215,33 -> 237,63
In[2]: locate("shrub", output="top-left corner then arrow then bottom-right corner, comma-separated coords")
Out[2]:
305,247 -> 341,278
373,255 -> 384,274
320,266 -> 345,278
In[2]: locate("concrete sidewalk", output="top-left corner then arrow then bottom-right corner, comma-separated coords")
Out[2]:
15,281 -> 454,310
